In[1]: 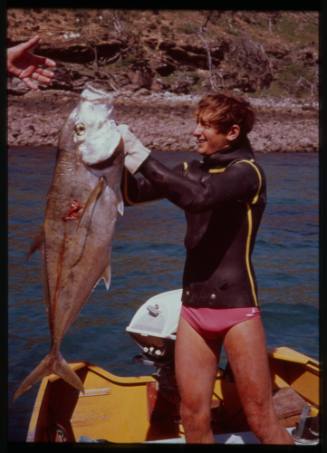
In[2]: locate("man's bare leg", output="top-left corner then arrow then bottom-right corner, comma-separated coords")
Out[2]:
223,316 -> 294,444
175,317 -> 221,443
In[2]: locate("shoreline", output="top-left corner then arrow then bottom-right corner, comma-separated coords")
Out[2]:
7,146 -> 318,155
7,89 -> 319,153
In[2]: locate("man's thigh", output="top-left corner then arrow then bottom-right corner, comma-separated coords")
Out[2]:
223,316 -> 273,407
175,317 -> 221,405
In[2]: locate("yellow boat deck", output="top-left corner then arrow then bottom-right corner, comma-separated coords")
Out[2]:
27,347 -> 319,443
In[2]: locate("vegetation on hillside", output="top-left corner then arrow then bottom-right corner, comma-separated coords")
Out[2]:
7,9 -> 318,98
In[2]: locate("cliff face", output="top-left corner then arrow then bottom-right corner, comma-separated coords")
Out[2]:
7,9 -> 319,152
7,9 -> 318,98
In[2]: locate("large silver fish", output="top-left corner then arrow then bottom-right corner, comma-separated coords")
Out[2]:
14,85 -> 124,400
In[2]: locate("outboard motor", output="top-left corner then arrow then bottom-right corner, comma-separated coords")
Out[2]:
126,289 -> 183,404
126,289 -> 182,366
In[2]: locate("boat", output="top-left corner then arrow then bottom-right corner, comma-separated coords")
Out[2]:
26,289 -> 320,444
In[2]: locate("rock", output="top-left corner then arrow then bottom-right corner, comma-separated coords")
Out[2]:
171,80 -> 191,94
154,61 -> 176,76
128,63 -> 154,90
151,78 -> 169,92
7,78 -> 29,95
134,88 -> 151,96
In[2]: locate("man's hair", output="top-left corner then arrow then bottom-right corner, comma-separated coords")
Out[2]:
196,92 -> 255,138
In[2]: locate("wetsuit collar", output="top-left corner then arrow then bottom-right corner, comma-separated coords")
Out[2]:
202,139 -> 255,168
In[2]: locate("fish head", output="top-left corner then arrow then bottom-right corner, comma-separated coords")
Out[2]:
62,85 -> 123,166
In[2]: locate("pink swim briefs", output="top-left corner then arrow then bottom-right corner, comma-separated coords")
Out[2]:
181,305 -> 260,340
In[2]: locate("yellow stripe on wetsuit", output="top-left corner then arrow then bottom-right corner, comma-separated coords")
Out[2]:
233,159 -> 262,307
183,161 -> 189,174
245,205 -> 258,306
208,168 -> 226,174
234,159 -> 262,205
209,159 -> 262,307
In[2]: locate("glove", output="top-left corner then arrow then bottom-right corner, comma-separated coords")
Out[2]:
117,124 -> 151,174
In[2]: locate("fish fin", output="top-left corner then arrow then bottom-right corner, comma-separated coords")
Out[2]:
70,178 -> 106,268
93,264 -> 111,291
116,189 -> 124,216
117,200 -> 124,216
13,350 -> 84,402
78,177 -> 106,228
102,264 -> 111,291
26,228 -> 44,260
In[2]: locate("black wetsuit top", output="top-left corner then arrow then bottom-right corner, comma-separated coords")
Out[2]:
122,140 -> 266,309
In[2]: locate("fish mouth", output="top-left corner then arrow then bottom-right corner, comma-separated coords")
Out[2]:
81,84 -> 114,103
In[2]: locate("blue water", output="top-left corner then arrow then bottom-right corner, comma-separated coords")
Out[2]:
8,148 -> 319,442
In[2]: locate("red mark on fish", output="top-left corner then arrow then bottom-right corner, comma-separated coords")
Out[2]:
63,200 -> 84,221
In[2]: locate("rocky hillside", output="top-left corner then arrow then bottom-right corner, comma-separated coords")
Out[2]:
7,9 -> 318,97
7,9 -> 319,152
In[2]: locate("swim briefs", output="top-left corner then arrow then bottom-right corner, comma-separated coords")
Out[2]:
181,305 -> 261,340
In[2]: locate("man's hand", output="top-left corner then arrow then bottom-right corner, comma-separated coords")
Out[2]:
7,35 -> 56,90
118,124 -> 151,174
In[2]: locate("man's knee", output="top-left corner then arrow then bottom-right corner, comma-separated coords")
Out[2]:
180,400 -> 211,430
244,400 -> 276,436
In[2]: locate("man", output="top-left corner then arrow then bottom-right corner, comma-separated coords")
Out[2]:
118,93 -> 293,444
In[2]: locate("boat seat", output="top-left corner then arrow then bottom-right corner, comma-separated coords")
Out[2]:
272,387 -> 307,426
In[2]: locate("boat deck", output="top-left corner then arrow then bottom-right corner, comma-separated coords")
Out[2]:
26,347 -> 320,444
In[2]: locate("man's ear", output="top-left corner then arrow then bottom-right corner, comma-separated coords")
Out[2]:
226,124 -> 240,142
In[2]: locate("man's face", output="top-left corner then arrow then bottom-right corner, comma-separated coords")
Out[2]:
193,119 -> 230,156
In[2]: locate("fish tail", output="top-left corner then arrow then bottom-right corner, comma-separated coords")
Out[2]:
13,350 -> 84,401
52,353 -> 85,394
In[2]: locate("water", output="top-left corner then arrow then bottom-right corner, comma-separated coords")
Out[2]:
8,148 -> 319,442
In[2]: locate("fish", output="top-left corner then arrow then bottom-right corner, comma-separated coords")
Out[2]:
14,85 -> 124,400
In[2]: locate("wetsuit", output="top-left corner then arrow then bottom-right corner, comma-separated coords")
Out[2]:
122,140 -> 266,318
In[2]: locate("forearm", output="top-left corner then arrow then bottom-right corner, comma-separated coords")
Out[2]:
121,167 -> 164,205
139,157 -> 209,211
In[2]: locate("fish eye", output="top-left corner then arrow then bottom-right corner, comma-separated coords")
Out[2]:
74,123 -> 86,136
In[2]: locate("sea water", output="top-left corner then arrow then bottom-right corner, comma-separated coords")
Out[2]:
8,148 -> 319,441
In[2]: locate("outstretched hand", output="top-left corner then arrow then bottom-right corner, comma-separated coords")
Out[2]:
7,35 -> 56,90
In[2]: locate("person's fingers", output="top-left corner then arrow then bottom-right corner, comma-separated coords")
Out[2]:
44,57 -> 56,68
31,70 -> 54,84
35,67 -> 55,78
37,69 -> 55,79
30,54 -> 56,69
18,35 -> 40,53
19,65 -> 36,78
19,66 -> 54,86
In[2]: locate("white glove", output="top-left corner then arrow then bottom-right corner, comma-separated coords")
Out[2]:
117,124 -> 151,174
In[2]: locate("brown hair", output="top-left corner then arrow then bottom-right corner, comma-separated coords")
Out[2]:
196,92 -> 255,139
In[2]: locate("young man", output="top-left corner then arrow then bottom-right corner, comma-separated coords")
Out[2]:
118,93 -> 293,444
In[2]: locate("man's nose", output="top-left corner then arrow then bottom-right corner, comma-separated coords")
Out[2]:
193,123 -> 202,136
